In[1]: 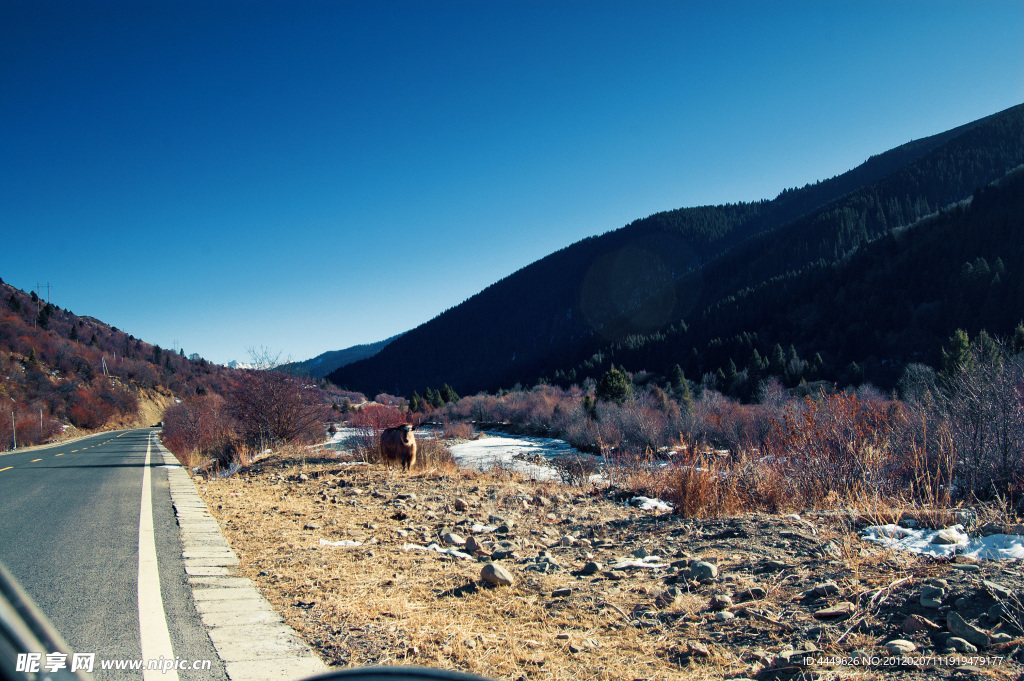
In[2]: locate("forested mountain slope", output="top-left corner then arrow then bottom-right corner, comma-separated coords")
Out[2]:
329,103 -> 1024,397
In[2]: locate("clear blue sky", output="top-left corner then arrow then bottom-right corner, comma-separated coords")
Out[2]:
2,1 -> 1021,366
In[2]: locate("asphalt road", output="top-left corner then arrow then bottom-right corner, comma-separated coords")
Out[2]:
0,429 -> 228,680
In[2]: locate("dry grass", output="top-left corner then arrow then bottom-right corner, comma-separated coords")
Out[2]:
198,453 -> 758,679
196,446 -> 1024,681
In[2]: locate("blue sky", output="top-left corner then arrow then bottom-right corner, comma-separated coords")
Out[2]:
2,1 -> 1022,365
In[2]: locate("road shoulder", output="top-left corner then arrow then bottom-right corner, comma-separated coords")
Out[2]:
154,440 -> 329,681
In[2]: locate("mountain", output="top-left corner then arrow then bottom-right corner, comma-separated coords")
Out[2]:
279,335 -> 401,379
328,103 -> 1024,397
0,280 -> 234,447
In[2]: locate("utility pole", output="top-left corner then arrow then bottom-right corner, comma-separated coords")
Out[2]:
39,408 -> 43,439
11,411 -> 15,450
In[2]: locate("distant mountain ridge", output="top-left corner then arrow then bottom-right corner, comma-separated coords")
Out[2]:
328,103 -> 1024,397
281,335 -> 400,378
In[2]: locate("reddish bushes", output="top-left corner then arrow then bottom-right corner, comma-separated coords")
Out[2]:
163,395 -> 234,464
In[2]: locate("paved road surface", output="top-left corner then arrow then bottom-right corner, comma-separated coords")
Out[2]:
0,429 -> 228,680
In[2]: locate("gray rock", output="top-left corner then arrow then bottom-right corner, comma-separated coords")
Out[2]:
948,637 -> 978,654
303,522 -> 321,530
709,594 -> 733,611
714,611 -> 735,621
814,581 -> 840,597
453,498 -> 469,511
982,580 -> 1012,600
885,639 -> 916,654
442,532 -> 465,546
579,561 -> 602,575
464,536 -> 482,554
930,528 -> 963,545
481,562 -> 514,586
690,561 -> 718,581
813,601 -> 855,619
946,611 -> 990,649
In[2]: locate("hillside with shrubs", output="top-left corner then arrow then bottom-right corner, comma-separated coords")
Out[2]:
0,279 -> 241,448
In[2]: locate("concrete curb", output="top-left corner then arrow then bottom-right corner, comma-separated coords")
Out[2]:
154,441 -> 330,681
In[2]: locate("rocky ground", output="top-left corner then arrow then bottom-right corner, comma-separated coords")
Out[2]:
196,449 -> 1024,681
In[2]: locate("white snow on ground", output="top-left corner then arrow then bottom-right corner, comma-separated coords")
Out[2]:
403,542 -> 473,560
611,555 -> 669,570
448,432 -> 584,482
629,496 -> 674,512
862,524 -> 1024,560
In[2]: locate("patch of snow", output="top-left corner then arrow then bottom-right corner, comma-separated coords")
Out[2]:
629,496 -> 673,512
862,524 -> 1024,560
448,432 -> 585,482
403,542 -> 473,560
612,555 -> 668,570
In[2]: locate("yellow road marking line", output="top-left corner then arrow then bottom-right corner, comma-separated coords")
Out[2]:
55,453 -> 64,457
0,467 -> 12,472
31,459 -> 41,462
71,450 -> 78,452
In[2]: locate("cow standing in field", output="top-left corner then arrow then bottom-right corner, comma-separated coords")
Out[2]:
380,424 -> 417,472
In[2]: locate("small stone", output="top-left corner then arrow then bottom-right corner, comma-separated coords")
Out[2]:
464,536 -> 482,554
568,644 -> 582,654
990,632 -> 1013,644
813,601 -> 855,619
950,563 -> 981,572
654,587 -> 683,609
303,522 -> 321,530
464,638 -> 477,649
555,633 -> 570,640
687,641 -> 710,657
690,561 -> 718,581
814,581 -> 840,597
454,498 -> 469,511
931,528 -> 964,545
579,561 -> 602,575
298,473 -> 309,481
738,586 -> 767,601
885,639 -> 916,654
715,611 -> 735,621
946,611 -> 990,649
948,637 -> 978,654
982,580 -> 1012,600
442,532 -> 465,546
632,547 -> 650,559
481,562 -> 515,586
709,594 -> 733,611
551,587 -> 572,598
559,535 -> 575,547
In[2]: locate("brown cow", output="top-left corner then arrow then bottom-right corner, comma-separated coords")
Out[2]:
380,424 -> 417,471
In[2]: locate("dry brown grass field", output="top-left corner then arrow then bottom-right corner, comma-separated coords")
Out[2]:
195,447 -> 1024,681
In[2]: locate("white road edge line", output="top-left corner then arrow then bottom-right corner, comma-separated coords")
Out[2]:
139,432 -> 180,681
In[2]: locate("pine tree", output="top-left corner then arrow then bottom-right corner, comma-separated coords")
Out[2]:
410,391 -> 422,412
768,343 -> 786,378
596,365 -> 632,403
69,325 -> 79,342
440,383 -> 459,404
1012,323 -> 1024,355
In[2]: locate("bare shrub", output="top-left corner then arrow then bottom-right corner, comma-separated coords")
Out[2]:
227,370 -> 331,447
162,394 -> 234,467
441,421 -> 475,440
551,454 -> 599,486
